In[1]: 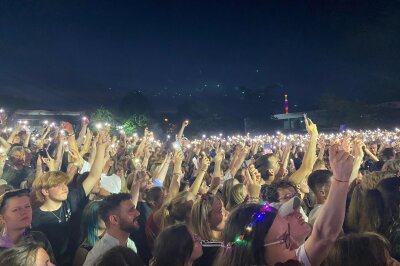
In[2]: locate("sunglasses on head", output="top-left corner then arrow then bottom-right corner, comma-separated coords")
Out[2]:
0,189 -> 31,211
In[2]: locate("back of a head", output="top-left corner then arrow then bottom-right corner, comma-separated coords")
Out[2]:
152,224 -> 193,266
380,148 -> 395,161
143,187 -> 163,208
382,159 -> 400,172
99,193 -> 132,226
362,171 -> 394,190
0,241 -> 42,266
227,183 -> 245,210
323,232 -> 390,266
216,203 -> 277,266
307,170 -> 332,194
254,154 -> 276,181
221,178 -> 237,207
159,191 -> 193,231
376,177 -> 400,223
96,246 -> 144,266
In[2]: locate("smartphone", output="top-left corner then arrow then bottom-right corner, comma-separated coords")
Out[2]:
242,160 -> 249,169
209,149 -> 217,158
264,144 -> 273,154
39,149 -> 48,158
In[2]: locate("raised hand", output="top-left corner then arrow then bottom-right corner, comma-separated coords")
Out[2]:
199,156 -> 210,172
182,120 -> 189,128
329,144 -> 354,182
304,117 -> 318,138
244,164 -> 261,198
42,155 -> 56,171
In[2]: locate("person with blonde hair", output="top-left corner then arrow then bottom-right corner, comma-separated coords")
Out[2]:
226,183 -> 246,211
31,138 -> 108,265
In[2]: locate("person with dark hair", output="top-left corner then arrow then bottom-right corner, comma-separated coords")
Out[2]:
358,177 -> 400,260
307,170 -> 332,225
0,241 -> 54,266
96,246 -> 145,266
0,189 -> 54,262
253,154 -> 280,185
380,147 -> 396,162
262,180 -> 309,222
1,146 -> 33,188
215,144 -> 356,266
83,193 -> 140,266
322,232 -> 399,266
151,223 -> 202,266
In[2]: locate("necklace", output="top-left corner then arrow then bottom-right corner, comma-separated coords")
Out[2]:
49,207 -> 63,223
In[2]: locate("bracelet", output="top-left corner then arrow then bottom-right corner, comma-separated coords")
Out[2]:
68,133 -> 75,137
247,196 -> 260,203
333,177 -> 349,183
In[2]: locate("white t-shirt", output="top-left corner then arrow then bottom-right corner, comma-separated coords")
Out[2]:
100,173 -> 121,194
296,243 -> 311,266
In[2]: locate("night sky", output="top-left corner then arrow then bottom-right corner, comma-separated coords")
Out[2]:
0,0 -> 399,111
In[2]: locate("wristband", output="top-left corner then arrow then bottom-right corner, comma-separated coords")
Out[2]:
68,133 -> 75,137
333,177 -> 349,183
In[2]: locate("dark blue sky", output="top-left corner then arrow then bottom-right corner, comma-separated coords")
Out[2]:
0,0 -> 399,111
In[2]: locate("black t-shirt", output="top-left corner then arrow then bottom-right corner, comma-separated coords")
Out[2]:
130,201 -> 153,264
194,246 -> 221,266
32,185 -> 86,266
1,164 -> 33,188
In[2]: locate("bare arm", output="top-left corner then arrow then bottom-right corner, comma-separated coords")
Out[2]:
0,136 -> 11,154
82,139 -> 107,196
23,131 -> 31,148
189,157 -> 210,195
177,120 -> 189,142
289,118 -> 318,185
305,145 -> 354,266
76,123 -> 88,146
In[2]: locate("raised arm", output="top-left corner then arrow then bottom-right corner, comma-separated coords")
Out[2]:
177,120 -> 189,142
76,118 -> 89,146
153,153 -> 172,185
305,144 -> 354,266
23,130 -> 31,148
189,156 -> 210,195
0,136 -> 11,154
82,136 -> 108,196
289,118 -> 318,185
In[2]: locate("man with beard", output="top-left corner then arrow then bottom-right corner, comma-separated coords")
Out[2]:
83,193 -> 140,266
1,146 -> 33,188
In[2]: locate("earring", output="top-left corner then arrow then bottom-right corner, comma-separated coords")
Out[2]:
1,227 -> 7,238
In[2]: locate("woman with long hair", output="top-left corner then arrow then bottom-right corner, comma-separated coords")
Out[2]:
0,241 -> 55,266
191,194 -> 228,265
151,224 -> 203,266
323,232 -> 399,266
215,145 -> 356,266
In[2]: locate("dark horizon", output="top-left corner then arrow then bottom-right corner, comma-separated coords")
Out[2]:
0,0 -> 399,113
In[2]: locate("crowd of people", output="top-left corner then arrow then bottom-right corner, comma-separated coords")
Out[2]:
0,111 -> 399,266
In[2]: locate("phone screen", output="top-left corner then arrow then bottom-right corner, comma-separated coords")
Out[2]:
209,149 -> 216,158
264,144 -> 272,154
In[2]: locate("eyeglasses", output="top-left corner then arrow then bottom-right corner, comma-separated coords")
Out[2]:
0,189 -> 31,211
264,223 -> 290,249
